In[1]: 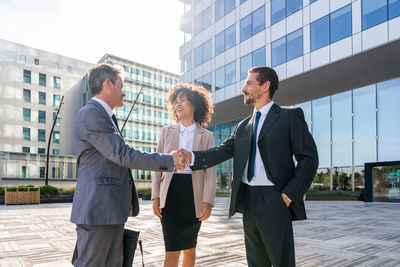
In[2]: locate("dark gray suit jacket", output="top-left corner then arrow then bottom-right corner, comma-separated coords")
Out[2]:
193,104 -> 318,220
71,99 -> 174,225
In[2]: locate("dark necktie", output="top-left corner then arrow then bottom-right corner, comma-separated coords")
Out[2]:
111,114 -> 120,133
247,111 -> 261,182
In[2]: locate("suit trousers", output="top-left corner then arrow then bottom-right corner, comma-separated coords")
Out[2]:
73,224 -> 124,267
241,183 -> 295,267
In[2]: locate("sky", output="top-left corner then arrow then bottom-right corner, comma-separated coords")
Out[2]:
0,0 -> 184,73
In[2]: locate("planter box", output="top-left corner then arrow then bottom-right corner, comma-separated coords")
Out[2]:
5,187 -> 40,205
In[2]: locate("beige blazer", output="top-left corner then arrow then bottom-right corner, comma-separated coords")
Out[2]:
152,124 -> 216,217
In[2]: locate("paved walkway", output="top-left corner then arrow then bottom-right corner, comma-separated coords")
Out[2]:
0,199 -> 399,267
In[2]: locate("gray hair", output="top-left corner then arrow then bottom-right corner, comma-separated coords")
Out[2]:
88,63 -> 124,97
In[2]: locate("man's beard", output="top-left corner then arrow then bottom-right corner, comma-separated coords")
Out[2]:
244,95 -> 254,105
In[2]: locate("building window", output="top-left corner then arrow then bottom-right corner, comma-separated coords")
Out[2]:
215,66 -> 225,90
194,40 -> 212,67
240,6 -> 265,42
181,52 -> 192,72
38,148 -> 46,154
240,0 -> 247,4
22,147 -> 30,153
38,129 -> 46,142
53,94 -> 60,107
330,4 -> 352,44
252,46 -> 266,68
34,58 -> 39,65
240,53 -> 252,81
23,127 -> 30,141
215,61 -> 236,90
39,167 -> 45,178
215,24 -> 236,56
225,61 -> 236,86
52,149 -> 60,155
271,0 -> 302,25
389,0 -> 400,20
272,37 -> 287,67
362,0 -> 400,30
39,73 -> 46,86
53,112 -> 60,126
240,46 -> 266,80
310,15 -> 329,51
22,166 -> 28,178
52,167 -> 60,178
310,5 -> 352,52
240,13 -> 252,42
362,0 -> 387,30
23,108 -> 31,122
53,131 -> 60,143
194,6 -> 212,35
24,69 -> 31,84
310,0 -> 318,3
53,76 -> 61,89
287,28 -> 303,61
39,92 -> 46,105
23,89 -> 31,103
38,110 -> 46,124
216,0 -> 235,21
215,31 -> 225,56
195,72 -> 212,91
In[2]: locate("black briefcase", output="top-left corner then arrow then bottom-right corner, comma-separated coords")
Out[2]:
71,228 -> 144,267
123,228 -> 144,267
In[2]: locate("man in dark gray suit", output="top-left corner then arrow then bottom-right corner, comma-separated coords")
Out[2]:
180,66 -> 318,267
71,64 -> 183,267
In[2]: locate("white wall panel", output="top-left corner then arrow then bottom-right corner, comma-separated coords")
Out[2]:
310,46 -> 330,68
287,57 -> 304,78
362,22 -> 388,50
271,19 -> 286,41
310,0 -> 329,22
331,37 -> 352,62
389,16 -> 400,41
287,10 -> 303,33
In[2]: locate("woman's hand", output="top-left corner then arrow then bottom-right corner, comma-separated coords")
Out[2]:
152,198 -> 162,218
198,202 -> 212,221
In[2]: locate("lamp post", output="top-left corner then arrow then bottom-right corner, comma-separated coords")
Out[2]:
45,95 -> 64,185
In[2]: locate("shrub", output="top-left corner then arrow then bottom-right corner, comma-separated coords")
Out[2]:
0,187 -> 4,196
39,185 -> 60,196
137,187 -> 151,196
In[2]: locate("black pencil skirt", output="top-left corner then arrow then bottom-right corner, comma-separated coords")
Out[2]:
161,173 -> 201,251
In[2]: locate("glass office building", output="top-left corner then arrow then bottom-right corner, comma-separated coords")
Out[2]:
98,54 -> 179,181
179,0 -> 400,191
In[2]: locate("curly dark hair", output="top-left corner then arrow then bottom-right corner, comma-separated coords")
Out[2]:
167,83 -> 214,127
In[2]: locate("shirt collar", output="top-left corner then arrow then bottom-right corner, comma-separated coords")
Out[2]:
92,97 -> 113,117
254,100 -> 274,117
179,122 -> 197,133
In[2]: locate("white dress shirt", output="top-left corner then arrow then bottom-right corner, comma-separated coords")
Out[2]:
241,101 -> 275,186
92,97 -> 118,129
175,122 -> 196,174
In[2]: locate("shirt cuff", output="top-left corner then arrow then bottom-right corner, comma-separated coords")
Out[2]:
282,193 -> 291,202
190,152 -> 195,166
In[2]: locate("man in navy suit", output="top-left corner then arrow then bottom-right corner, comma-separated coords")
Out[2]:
180,66 -> 318,267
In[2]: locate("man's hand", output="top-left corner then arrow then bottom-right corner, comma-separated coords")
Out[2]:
177,148 -> 192,166
152,198 -> 162,218
171,150 -> 187,170
197,202 -> 212,221
281,193 -> 292,207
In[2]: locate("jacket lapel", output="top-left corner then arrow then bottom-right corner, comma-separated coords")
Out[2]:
170,124 -> 180,151
193,124 -> 204,150
258,103 -> 281,143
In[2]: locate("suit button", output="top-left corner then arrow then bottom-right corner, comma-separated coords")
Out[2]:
204,165 -> 207,168
202,158 -> 206,162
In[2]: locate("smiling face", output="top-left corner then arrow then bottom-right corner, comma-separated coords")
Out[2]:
173,93 -> 195,121
108,75 -> 126,109
241,72 -> 270,109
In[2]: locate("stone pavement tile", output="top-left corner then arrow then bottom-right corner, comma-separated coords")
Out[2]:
1,199 -> 400,266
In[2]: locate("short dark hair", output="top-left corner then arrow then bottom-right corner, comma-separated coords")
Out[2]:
249,66 -> 279,98
167,83 -> 214,127
87,63 -> 124,97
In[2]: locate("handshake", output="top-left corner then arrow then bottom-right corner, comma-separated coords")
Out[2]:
171,149 -> 192,170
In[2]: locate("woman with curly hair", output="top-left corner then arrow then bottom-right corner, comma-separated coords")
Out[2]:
152,83 -> 216,267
